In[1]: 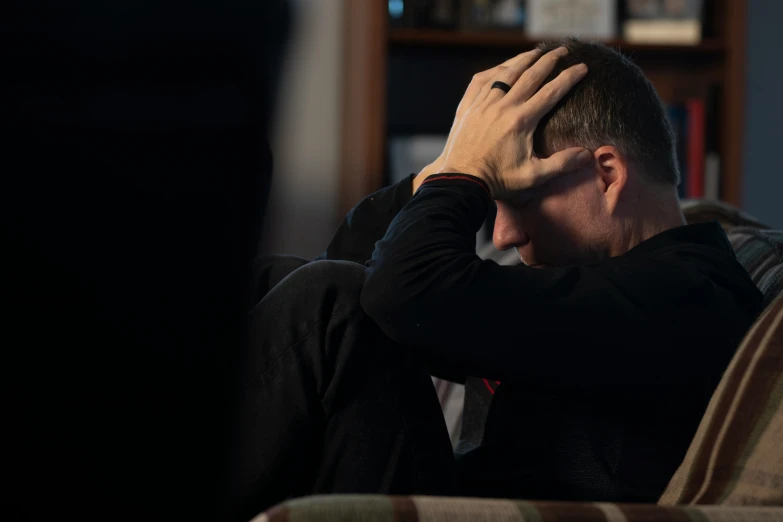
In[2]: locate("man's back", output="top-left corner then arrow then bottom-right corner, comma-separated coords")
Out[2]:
370,218 -> 762,501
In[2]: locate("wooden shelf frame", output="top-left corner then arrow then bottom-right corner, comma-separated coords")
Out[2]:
389,28 -> 726,54
340,1 -> 747,215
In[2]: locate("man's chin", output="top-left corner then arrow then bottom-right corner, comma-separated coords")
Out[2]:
518,251 -> 552,268
519,257 -> 548,268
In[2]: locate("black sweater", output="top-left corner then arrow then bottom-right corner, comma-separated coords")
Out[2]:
324,174 -> 763,502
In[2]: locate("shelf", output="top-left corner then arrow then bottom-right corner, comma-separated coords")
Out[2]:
389,28 -> 725,54
342,1 -> 746,215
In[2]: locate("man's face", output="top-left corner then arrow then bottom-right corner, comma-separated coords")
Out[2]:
492,165 -> 611,267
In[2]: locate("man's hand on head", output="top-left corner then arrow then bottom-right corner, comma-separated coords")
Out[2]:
413,49 -> 550,194
418,46 -> 591,200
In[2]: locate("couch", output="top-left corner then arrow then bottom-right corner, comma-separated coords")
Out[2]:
256,199 -> 783,522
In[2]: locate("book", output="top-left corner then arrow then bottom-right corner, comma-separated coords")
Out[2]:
459,0 -> 495,28
622,0 -> 703,45
492,0 -> 526,28
623,18 -> 701,44
526,0 -> 617,40
686,98 -> 705,198
704,84 -> 721,200
666,103 -> 688,199
704,153 -> 720,201
389,0 -> 460,29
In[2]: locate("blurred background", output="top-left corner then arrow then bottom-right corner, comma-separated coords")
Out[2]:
2,1 -> 780,517
268,0 -> 783,258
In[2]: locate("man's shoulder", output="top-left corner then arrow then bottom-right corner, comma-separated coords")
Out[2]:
628,221 -> 733,259
603,221 -> 762,322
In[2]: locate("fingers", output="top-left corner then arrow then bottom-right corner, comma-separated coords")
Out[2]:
499,51 -> 535,68
482,50 -> 544,105
473,49 -> 541,108
460,66 -> 505,113
532,147 -> 593,186
479,49 -> 543,106
460,49 -> 543,112
505,46 -> 570,104
447,58 -> 523,153
523,63 -> 589,126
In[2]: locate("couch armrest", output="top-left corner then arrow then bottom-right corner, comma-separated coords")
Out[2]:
681,198 -> 769,229
257,494 -> 783,522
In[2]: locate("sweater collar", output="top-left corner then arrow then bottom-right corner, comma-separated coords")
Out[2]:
627,221 -> 733,256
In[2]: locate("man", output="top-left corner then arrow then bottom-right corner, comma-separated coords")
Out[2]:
231,40 -> 762,519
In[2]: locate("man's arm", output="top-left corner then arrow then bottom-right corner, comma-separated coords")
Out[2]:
361,176 -> 745,388
316,172 -> 469,384
316,47 -> 555,265
316,174 -> 415,264
319,46 -> 567,265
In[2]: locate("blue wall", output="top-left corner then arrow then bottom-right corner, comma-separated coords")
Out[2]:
742,1 -> 783,228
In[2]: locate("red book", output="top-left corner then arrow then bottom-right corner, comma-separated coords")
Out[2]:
686,98 -> 706,198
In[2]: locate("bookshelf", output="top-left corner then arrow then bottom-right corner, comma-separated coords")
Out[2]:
339,0 -> 747,218
389,28 -> 725,53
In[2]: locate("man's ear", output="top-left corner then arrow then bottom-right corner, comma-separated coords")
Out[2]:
594,145 -> 628,213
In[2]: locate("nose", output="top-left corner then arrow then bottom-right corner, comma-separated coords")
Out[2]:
493,201 -> 530,251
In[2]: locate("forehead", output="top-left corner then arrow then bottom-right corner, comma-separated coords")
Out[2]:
502,172 -> 594,214
536,169 -> 593,200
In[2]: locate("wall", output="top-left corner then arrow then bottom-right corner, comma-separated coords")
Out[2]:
263,0 -> 344,258
742,1 -> 783,228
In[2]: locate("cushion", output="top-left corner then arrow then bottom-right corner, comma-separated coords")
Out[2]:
728,227 -> 783,309
659,292 -> 783,505
682,199 -> 769,231
681,199 -> 783,305
258,494 -> 783,522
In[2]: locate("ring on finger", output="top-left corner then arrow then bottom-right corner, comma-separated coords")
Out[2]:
491,81 -> 512,94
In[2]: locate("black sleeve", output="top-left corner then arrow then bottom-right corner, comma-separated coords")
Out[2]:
360,175 -> 738,388
318,173 -> 467,383
316,174 -> 415,264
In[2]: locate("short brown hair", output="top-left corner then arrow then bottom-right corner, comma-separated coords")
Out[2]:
533,38 -> 678,186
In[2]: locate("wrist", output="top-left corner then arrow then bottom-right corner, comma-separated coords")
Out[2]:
416,172 -> 492,200
413,164 -> 439,194
438,163 -> 497,198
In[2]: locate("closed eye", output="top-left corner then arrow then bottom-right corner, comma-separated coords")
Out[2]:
511,193 -> 537,210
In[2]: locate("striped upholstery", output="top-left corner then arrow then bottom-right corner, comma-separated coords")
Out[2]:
659,292 -> 783,506
728,228 -> 783,309
681,199 -> 783,308
258,495 -> 783,522
681,199 -> 769,231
